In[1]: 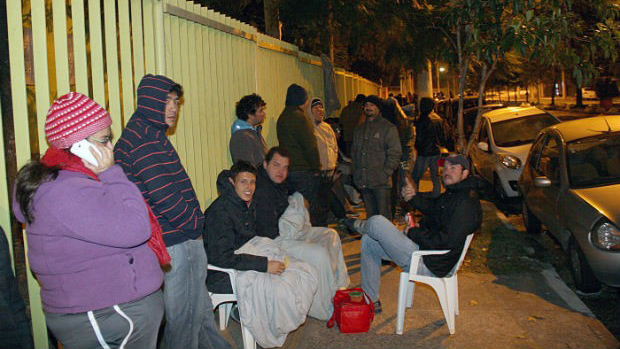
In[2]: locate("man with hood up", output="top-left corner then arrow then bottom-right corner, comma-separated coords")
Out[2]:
276,84 -> 322,225
114,75 -> 231,349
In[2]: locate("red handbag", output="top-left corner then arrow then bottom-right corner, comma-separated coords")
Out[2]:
326,288 -> 375,333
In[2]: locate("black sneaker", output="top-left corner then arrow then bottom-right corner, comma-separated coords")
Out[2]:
373,300 -> 382,314
344,218 -> 366,234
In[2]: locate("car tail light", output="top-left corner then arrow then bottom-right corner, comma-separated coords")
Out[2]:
591,220 -> 620,251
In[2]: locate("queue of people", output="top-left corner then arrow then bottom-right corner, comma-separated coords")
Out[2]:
11,76 -> 481,349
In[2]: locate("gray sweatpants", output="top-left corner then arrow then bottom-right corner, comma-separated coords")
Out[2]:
45,290 -> 163,349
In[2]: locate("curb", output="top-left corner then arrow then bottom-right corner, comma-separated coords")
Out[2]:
490,201 -> 597,318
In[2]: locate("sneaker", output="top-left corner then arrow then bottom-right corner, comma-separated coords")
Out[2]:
346,211 -> 360,218
344,218 -> 366,234
373,300 -> 382,314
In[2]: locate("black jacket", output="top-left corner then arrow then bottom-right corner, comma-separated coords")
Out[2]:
414,111 -> 445,157
114,75 -> 203,247
406,176 -> 482,277
203,170 -> 268,293
254,166 -> 290,240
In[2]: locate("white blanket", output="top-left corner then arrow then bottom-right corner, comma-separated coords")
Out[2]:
235,237 -> 318,348
275,192 -> 350,320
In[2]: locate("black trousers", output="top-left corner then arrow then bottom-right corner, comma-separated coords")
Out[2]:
287,171 -> 322,226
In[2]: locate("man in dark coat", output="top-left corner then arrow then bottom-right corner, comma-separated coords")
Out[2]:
276,84 -> 322,225
0,226 -> 33,349
412,97 -> 446,197
339,94 -> 366,157
114,75 -> 230,349
348,154 -> 482,313
204,162 -> 286,294
254,147 -> 291,239
351,95 -> 402,219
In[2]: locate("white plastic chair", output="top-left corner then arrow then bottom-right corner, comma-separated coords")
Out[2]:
207,264 -> 256,349
395,234 -> 474,335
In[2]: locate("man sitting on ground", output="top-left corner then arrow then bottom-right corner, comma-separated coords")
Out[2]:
347,154 -> 482,313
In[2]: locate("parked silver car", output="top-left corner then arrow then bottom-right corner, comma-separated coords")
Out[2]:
469,106 -> 560,199
519,115 -> 620,293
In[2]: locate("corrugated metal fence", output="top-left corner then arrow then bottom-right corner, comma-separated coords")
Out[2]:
2,0 -> 381,347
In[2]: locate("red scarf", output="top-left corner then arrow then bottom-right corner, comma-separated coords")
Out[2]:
42,147 -> 171,266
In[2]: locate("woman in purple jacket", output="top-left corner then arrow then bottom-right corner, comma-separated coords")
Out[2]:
12,93 -> 164,349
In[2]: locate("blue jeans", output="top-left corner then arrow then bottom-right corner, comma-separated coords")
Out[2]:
411,155 -> 441,198
360,215 -> 434,302
161,239 -> 231,349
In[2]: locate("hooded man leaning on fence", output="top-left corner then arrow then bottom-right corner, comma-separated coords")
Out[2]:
114,75 -> 231,349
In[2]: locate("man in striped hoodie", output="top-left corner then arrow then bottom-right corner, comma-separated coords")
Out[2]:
115,75 -> 231,349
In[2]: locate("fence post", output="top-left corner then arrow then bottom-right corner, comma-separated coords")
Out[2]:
155,0 -> 166,75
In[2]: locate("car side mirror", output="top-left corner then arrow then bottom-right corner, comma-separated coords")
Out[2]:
534,176 -> 552,188
477,142 -> 489,152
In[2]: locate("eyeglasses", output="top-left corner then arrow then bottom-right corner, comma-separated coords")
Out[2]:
88,135 -> 114,144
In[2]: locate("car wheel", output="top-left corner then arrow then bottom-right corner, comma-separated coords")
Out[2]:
493,174 -> 507,201
568,236 -> 601,294
521,200 -> 541,234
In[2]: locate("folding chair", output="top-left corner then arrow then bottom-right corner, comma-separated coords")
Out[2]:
395,234 -> 474,335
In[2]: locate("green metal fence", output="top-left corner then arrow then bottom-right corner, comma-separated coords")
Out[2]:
3,1 -> 381,347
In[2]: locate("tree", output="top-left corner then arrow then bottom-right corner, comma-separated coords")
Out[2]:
517,0 -> 620,108
426,0 -> 529,153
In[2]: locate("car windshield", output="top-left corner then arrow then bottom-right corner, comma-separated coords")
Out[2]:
567,132 -> 620,188
491,113 -> 560,147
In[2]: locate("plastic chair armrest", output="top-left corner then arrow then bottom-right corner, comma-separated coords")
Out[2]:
412,249 -> 450,256
207,264 -> 238,293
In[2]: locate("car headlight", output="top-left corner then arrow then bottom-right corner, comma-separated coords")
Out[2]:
591,220 -> 620,251
500,155 -> 521,170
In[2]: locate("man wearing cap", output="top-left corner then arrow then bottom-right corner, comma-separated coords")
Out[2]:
230,93 -> 268,166
351,95 -> 402,220
276,84 -> 322,225
347,154 -> 482,313
114,75 -> 231,349
309,97 -> 346,224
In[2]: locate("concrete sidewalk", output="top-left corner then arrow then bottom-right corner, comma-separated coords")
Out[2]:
218,177 -> 619,349
277,236 -> 618,349
220,230 -> 618,349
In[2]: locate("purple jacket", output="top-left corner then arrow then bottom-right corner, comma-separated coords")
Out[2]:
12,165 -> 163,314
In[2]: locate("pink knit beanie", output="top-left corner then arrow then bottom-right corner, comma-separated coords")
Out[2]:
44,92 -> 112,149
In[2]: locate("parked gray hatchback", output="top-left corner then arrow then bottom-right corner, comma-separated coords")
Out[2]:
519,115 -> 620,293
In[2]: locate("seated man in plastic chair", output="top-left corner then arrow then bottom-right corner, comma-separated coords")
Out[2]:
253,146 -> 350,321
346,154 -> 482,313
203,161 -> 318,348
